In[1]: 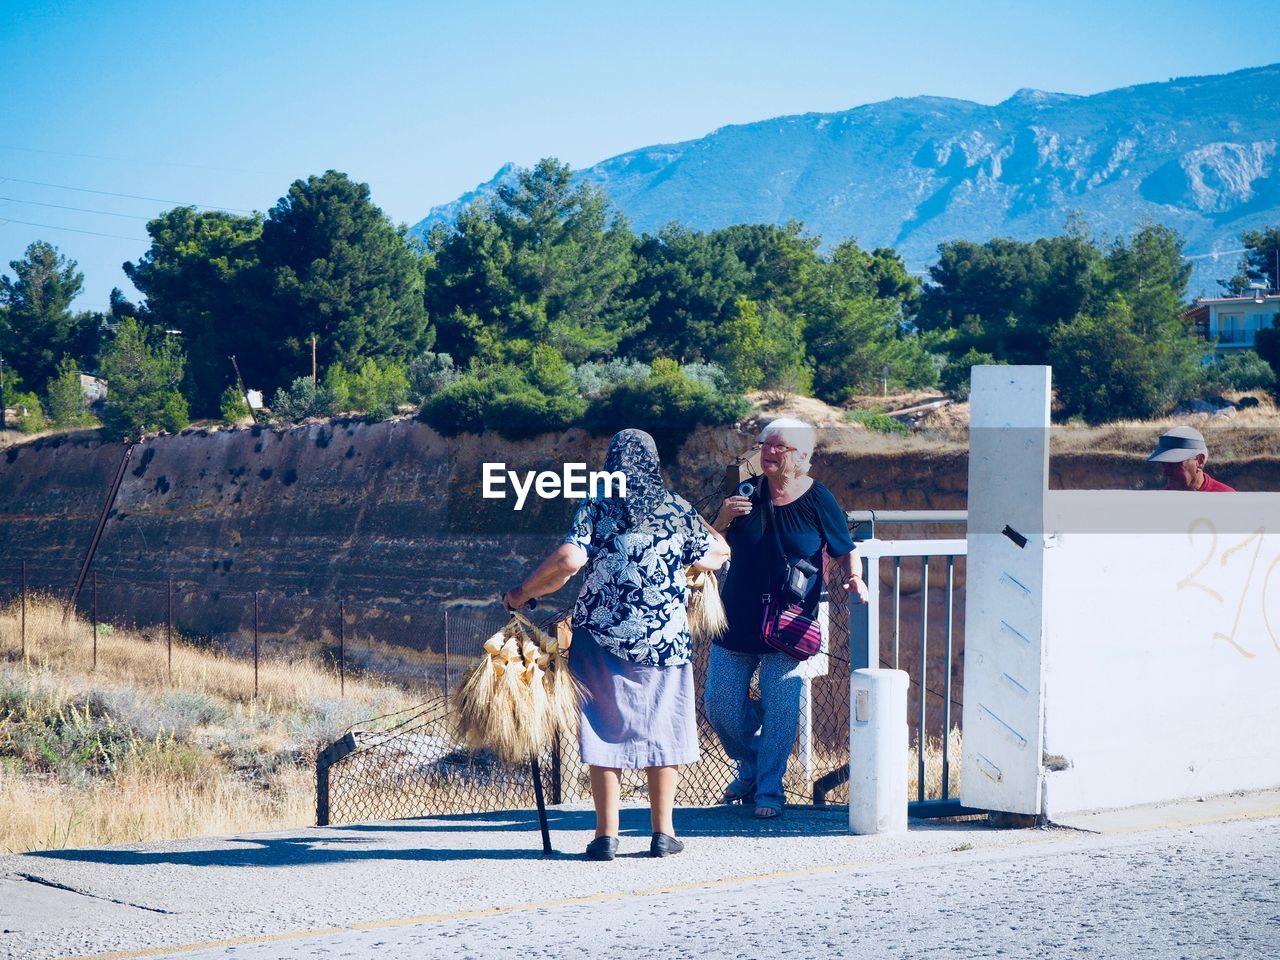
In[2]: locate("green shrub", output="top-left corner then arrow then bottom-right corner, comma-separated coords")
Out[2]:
419,364 -> 585,440
270,377 -> 335,423
584,358 -> 750,444
406,352 -> 459,403
1047,305 -> 1164,423
572,358 -> 651,398
345,359 -> 410,420
1255,325 -> 1280,396
97,318 -> 189,437
44,359 -> 95,427
940,348 -> 1003,401
680,362 -> 731,393
844,408 -> 909,435
11,391 -> 48,434
762,361 -> 814,403
421,353 -> 743,443
417,375 -> 490,435
218,385 -> 250,424
485,384 -> 584,439
1200,352 -> 1276,393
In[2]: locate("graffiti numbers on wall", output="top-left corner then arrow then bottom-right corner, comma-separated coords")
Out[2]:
1178,519 -> 1280,659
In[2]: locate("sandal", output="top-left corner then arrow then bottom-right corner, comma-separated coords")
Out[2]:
720,781 -> 755,805
752,804 -> 782,820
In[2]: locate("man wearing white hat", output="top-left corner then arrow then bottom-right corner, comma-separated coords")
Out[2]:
1146,426 -> 1235,492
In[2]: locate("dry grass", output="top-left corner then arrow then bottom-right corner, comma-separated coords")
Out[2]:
911,391 -> 1280,461
772,387 -> 1280,463
801,726 -> 962,806
0,597 -> 419,853
0,757 -> 315,853
909,727 -> 963,800
0,597 -> 411,712
1,597 -> 970,847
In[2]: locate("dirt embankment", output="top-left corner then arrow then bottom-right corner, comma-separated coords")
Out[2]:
2,416 -> 1278,658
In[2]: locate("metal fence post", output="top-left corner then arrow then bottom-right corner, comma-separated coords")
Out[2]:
316,758 -> 330,827
92,573 -> 98,670
20,561 -> 27,658
338,600 -> 345,697
253,591 -> 260,699
442,608 -> 450,700
166,577 -> 173,680
850,551 -> 880,671
549,739 -> 562,806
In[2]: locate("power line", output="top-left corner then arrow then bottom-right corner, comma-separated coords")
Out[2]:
0,143 -> 273,177
0,175 -> 255,214
0,196 -> 151,220
0,217 -> 147,242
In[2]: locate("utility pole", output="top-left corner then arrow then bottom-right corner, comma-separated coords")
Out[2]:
229,355 -> 259,425
311,335 -> 318,389
0,352 -> 6,431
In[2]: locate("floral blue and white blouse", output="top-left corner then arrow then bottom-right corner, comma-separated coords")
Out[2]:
564,494 -> 712,666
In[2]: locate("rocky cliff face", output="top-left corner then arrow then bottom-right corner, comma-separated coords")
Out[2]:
412,63 -> 1280,295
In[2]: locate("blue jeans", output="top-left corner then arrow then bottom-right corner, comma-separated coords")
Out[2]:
703,644 -> 805,809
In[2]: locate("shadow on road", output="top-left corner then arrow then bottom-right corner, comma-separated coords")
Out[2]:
23,807 -> 856,868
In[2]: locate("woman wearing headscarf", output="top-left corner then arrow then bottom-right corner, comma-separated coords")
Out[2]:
503,429 -> 729,861
704,417 -> 868,819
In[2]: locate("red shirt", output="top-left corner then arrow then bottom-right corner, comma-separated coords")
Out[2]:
1198,473 -> 1235,492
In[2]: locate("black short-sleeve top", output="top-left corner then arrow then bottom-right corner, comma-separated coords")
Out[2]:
716,479 -> 855,655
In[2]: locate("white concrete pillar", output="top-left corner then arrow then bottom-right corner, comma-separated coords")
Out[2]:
961,365 -> 1050,816
848,668 -> 909,835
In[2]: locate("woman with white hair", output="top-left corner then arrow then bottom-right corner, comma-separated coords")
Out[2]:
704,417 -> 867,819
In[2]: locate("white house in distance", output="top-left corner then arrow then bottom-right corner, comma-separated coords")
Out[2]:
1186,291 -> 1280,359
79,374 -> 108,404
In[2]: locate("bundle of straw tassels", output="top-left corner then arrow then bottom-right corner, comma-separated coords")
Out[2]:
452,611 -> 582,763
685,567 -> 728,643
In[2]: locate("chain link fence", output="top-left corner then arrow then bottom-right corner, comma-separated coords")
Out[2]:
4,528 -> 966,826
318,548 -> 966,824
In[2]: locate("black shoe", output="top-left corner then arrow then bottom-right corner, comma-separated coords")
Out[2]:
650,832 -> 685,858
585,836 -> 619,861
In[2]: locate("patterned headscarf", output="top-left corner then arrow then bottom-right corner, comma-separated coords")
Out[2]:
603,429 -> 667,525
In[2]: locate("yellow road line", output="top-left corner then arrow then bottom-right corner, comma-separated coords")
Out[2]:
60,858 -> 881,960
62,805 -> 1280,960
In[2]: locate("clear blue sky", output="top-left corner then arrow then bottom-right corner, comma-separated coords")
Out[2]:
0,0 -> 1275,310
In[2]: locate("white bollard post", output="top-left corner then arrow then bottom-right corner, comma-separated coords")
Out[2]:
849,668 -> 909,835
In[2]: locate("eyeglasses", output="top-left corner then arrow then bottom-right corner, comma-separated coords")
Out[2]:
758,441 -> 797,454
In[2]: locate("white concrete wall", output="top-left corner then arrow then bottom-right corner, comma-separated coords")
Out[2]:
1041,491 -> 1280,816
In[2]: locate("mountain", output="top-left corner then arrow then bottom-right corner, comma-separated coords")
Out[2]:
411,64 -> 1280,296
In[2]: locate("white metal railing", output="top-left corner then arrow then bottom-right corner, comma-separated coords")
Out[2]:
849,510 -> 968,806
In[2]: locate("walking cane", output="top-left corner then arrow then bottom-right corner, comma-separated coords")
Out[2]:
530,756 -> 554,856
520,597 -> 555,855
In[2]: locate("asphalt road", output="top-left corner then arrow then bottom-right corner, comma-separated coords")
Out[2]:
141,817 -> 1280,960
3,796 -> 1277,960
